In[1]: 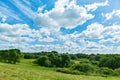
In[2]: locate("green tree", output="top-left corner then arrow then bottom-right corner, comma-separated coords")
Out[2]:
35,56 -> 51,67
99,56 -> 120,69
48,53 -> 62,67
72,63 -> 95,72
0,49 -> 23,64
97,67 -> 113,76
61,54 -> 71,67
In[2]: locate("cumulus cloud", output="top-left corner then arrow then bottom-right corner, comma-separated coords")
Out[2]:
0,23 -> 35,43
1,0 -> 120,53
103,10 -> 120,20
73,23 -> 120,42
0,23 -> 30,36
1,22 -> 120,53
35,0 -> 94,31
0,23 -> 56,45
85,0 -> 109,12
80,23 -> 104,39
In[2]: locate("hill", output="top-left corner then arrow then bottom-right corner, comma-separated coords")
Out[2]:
0,59 -> 119,80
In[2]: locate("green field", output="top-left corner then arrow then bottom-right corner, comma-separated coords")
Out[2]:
0,59 -> 119,80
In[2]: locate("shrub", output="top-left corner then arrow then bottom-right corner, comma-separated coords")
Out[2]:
97,67 -> 113,76
79,59 -> 90,64
48,53 -> 62,67
91,61 -> 99,65
99,56 -> 120,69
35,56 -> 51,67
61,54 -> 71,67
24,53 -> 35,59
113,68 -> 120,76
0,49 -> 23,64
56,68 -> 81,75
72,63 -> 95,72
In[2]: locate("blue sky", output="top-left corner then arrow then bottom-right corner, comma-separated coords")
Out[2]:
0,0 -> 120,53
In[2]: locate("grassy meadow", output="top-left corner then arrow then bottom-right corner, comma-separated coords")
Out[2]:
0,59 -> 119,80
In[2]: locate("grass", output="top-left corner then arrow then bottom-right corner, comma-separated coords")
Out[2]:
0,59 -> 119,80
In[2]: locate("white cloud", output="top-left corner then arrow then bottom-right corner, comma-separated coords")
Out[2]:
74,23 -> 120,43
0,2 -> 21,21
65,23 -> 120,53
22,0 -> 31,6
103,10 -> 120,20
0,23 -> 34,43
74,23 -> 104,39
35,0 -> 94,31
10,0 -> 36,20
1,0 -> 120,53
0,12 -> 7,23
1,22 -> 120,53
38,36 -> 55,42
37,5 -> 46,13
85,0 -> 109,12
0,23 -> 56,44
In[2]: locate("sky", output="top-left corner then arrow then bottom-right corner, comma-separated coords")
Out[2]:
0,0 -> 120,53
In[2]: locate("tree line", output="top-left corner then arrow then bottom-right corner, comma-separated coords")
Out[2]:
23,51 -> 120,76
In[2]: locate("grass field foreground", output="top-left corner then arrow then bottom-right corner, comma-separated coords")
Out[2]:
0,59 -> 119,80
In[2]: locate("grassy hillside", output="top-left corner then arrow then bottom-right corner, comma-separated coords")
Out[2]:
0,59 -> 119,80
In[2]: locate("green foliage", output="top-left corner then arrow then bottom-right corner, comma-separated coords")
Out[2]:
97,67 -> 113,76
35,53 -> 71,68
99,56 -> 120,69
76,53 -> 88,59
0,49 -> 23,64
24,53 -> 36,59
69,54 -> 78,60
1,59 -> 120,80
79,59 -> 90,64
56,68 -> 81,75
113,68 -> 120,76
72,63 -> 95,72
61,54 -> 71,67
48,53 -> 62,67
91,61 -> 99,65
35,56 -> 51,67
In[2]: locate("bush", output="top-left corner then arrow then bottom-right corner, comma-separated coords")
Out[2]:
72,63 -> 95,72
79,59 -> 90,64
91,61 -> 99,65
61,54 -> 71,67
113,68 -> 120,76
24,53 -> 35,59
97,67 -> 113,76
56,68 -> 82,75
99,56 -> 120,69
48,53 -> 62,67
0,49 -> 23,64
35,56 -> 51,67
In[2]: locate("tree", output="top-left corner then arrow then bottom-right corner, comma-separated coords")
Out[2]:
8,49 -> 22,64
61,54 -> 71,67
69,54 -> 78,60
97,67 -> 113,76
99,56 -> 120,69
72,63 -> 95,72
48,53 -> 62,67
24,53 -> 35,59
0,50 -> 9,62
0,49 -> 23,64
35,56 -> 51,67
